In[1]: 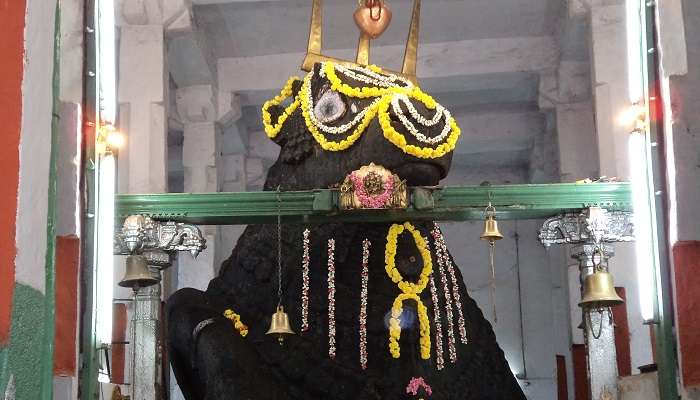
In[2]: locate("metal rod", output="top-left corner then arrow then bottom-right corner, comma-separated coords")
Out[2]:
643,1 -> 680,397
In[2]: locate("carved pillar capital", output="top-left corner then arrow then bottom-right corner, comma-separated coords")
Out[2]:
114,214 -> 207,259
539,207 -> 634,247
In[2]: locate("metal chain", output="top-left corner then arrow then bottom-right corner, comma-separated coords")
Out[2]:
489,242 -> 497,324
277,185 -> 283,306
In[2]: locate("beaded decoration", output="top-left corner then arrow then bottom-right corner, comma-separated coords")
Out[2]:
432,224 -> 468,344
328,238 -> 337,359
301,228 -> 311,332
359,239 -> 371,369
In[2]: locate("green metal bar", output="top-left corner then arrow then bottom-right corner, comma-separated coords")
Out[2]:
41,4 -> 61,399
79,0 -> 99,397
644,0 -> 680,397
116,183 -> 632,225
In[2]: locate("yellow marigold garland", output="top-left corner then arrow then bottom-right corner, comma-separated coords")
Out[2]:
263,62 -> 462,159
299,72 -> 377,151
262,76 -> 300,139
385,222 -> 433,359
223,309 -> 249,338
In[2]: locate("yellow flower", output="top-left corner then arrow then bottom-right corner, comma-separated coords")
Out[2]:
223,309 -> 249,338
384,223 -> 433,360
261,76 -> 301,139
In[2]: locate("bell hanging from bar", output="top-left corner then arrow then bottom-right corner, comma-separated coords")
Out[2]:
480,206 -> 503,242
266,305 -> 295,345
579,269 -> 624,309
119,255 -> 158,290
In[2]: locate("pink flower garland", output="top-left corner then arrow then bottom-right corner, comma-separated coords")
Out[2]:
359,239 -> 371,369
301,229 -> 311,332
433,224 -> 468,344
428,273 -> 445,371
350,171 -> 394,209
406,377 -> 433,397
431,227 -> 457,364
328,238 -> 337,359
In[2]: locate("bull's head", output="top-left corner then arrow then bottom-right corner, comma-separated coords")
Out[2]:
262,62 -> 460,190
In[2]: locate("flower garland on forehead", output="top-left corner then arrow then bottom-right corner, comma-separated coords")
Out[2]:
385,222 -> 432,360
262,61 -> 462,159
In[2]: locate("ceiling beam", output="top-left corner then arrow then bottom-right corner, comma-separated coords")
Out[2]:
218,36 -> 558,92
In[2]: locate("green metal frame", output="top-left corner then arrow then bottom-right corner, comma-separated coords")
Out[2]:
41,4 -> 61,398
116,183 -> 631,225
643,1 -> 680,398
79,0 -> 100,398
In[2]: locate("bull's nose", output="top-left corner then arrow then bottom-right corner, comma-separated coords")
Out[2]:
394,162 -> 443,186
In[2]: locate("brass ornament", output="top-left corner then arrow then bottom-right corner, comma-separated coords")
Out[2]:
302,0 -> 421,84
266,187 -> 296,345
480,204 -> 503,323
339,163 -> 408,210
118,254 -> 158,290
353,0 -> 393,40
579,253 -> 624,309
266,305 -> 295,345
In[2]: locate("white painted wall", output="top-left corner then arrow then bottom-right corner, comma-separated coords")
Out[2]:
15,0 -> 58,293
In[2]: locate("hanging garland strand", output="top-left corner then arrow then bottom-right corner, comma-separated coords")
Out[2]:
359,239 -> 371,370
385,222 -> 432,360
328,238 -> 337,359
432,224 -> 468,344
428,272 -> 445,371
430,226 -> 457,363
301,229 -> 311,332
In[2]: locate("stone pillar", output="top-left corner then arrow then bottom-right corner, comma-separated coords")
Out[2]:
588,1 -> 632,179
175,84 -> 241,287
571,243 -> 619,399
540,207 -> 635,400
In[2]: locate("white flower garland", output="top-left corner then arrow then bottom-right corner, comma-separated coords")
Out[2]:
328,238 -> 337,359
359,239 -> 371,370
301,229 -> 311,332
433,224 -> 468,344
391,93 -> 453,145
429,273 -> 445,371
431,228 -> 457,363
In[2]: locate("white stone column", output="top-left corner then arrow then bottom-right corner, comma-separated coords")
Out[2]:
587,0 -> 654,374
174,84 -> 242,289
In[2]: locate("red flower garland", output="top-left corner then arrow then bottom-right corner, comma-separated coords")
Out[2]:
301,229 -> 311,332
359,239 -> 371,369
328,238 -> 337,359
350,171 -> 394,209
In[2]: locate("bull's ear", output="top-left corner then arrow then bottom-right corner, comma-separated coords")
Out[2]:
269,79 -> 304,146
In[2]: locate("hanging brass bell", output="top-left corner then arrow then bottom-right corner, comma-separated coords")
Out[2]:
480,215 -> 504,242
579,270 -> 624,309
118,255 -> 158,290
266,305 -> 295,344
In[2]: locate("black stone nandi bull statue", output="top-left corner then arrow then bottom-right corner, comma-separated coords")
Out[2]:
167,62 -> 526,400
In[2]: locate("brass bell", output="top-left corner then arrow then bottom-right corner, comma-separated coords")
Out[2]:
119,255 -> 158,290
579,269 -> 624,309
480,215 -> 503,242
266,305 -> 295,345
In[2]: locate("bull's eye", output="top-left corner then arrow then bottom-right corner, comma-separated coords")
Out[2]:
314,89 -> 346,123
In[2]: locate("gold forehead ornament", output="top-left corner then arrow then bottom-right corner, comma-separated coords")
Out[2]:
301,0 -> 421,85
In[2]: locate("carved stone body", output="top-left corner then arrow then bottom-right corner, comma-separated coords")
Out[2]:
167,66 -> 526,400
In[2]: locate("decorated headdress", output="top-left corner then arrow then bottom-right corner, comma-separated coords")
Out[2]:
262,0 -> 461,160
